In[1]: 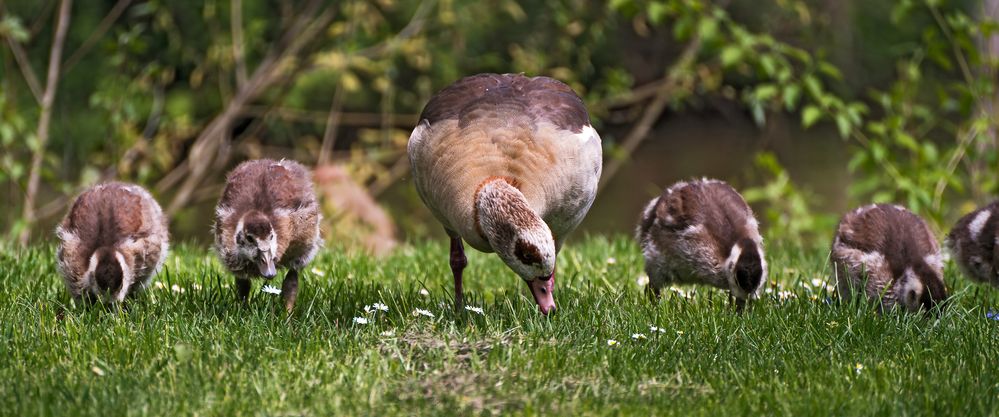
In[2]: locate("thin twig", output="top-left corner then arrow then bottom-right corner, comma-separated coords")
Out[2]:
369,154 -> 410,198
933,121 -> 983,211
63,0 -> 132,74
0,3 -> 43,103
27,0 -> 56,37
317,84 -> 345,166
230,0 -> 248,89
19,0 -> 72,244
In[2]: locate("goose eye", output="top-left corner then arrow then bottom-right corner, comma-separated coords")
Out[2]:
514,239 -> 543,266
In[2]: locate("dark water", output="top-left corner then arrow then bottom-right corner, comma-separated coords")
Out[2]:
580,112 -> 851,236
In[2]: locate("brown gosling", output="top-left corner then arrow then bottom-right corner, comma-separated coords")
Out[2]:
945,200 -> 999,288
636,178 -> 767,311
56,182 -> 169,303
213,159 -> 323,312
831,204 -> 947,313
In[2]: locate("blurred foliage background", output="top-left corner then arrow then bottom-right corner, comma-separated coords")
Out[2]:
0,0 -> 996,252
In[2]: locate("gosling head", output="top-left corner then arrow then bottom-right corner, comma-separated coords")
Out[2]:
895,262 -> 948,313
235,210 -> 278,279
85,246 -> 133,303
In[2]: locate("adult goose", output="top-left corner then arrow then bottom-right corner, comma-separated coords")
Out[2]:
408,73 -> 602,314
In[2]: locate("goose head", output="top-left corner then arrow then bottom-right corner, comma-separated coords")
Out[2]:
235,210 -> 278,278
475,178 -> 557,314
85,246 -> 133,303
723,237 -> 767,301
894,259 -> 948,313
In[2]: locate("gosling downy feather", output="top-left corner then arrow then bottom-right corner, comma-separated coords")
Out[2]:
831,204 -> 947,312
56,182 -> 169,303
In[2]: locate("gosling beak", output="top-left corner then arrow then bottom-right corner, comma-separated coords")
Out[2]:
527,272 -> 556,315
258,255 -> 277,279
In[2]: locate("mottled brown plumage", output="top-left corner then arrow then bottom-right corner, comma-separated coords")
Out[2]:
831,204 -> 947,312
409,73 -> 602,314
214,159 -> 323,312
945,200 -> 999,288
636,179 -> 766,309
56,182 -> 169,302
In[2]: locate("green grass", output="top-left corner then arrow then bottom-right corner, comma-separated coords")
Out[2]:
1,236 -> 998,416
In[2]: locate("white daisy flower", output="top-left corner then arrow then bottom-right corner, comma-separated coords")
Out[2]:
606,339 -> 619,347
372,302 -> 389,312
811,278 -> 824,288
419,289 -> 430,296
636,274 -> 649,287
854,363 -> 864,374
676,330 -> 685,336
380,329 -> 396,337
353,317 -> 369,325
464,305 -> 484,315
776,290 -> 797,301
261,285 -> 281,295
412,308 -> 435,318
171,284 -> 185,293
153,281 -> 165,290
631,333 -> 647,340
310,267 -> 326,277
606,257 -> 617,265
649,326 -> 667,333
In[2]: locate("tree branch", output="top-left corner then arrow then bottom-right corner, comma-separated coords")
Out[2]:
159,0 -> 336,215
19,0 -> 72,244
598,35 -> 703,190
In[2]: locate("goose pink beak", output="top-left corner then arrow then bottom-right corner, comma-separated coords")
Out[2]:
528,272 -> 556,315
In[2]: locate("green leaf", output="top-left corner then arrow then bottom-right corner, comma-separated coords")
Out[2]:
783,85 -> 801,110
750,101 -> 766,126
755,84 -> 778,101
817,62 -> 842,80
760,55 -> 776,77
834,114 -> 851,139
847,150 -> 868,171
697,18 -> 718,41
894,131 -> 919,151
803,74 -> 822,98
647,2 -> 668,25
0,16 -> 29,42
720,46 -> 743,67
801,105 -> 822,128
